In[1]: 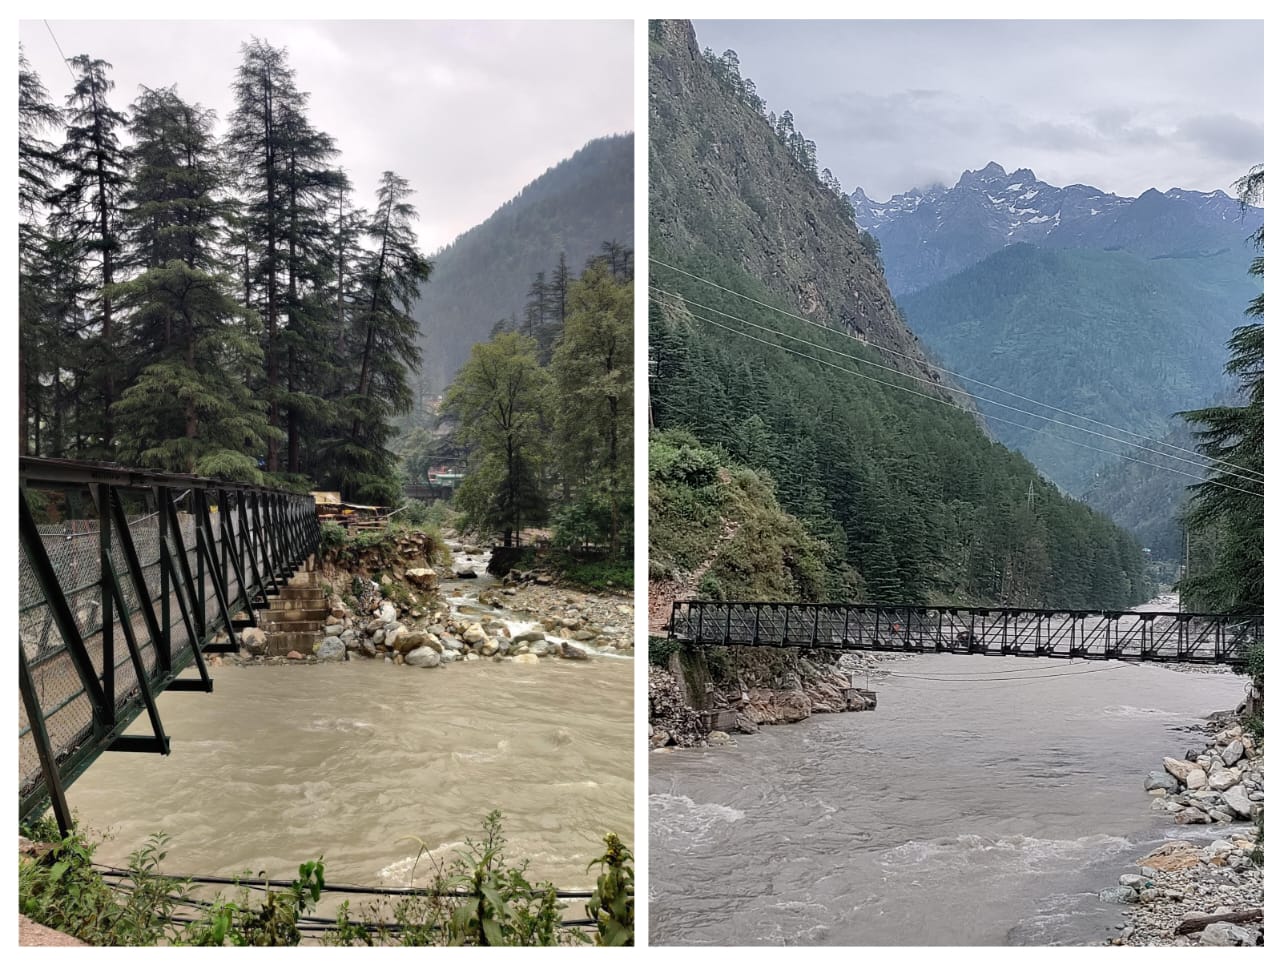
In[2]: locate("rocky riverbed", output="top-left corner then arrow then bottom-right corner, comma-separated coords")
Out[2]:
1102,710 -> 1264,947
229,536 -> 633,668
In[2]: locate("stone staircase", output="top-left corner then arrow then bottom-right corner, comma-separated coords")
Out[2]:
254,562 -> 328,656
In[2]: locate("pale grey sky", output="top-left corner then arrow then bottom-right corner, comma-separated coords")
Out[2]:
693,19 -> 1263,200
20,19 -> 634,251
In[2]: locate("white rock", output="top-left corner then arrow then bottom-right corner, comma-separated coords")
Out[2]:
1221,784 -> 1254,819
1208,768 -> 1242,792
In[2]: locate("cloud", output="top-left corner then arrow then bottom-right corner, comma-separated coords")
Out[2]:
693,19 -> 1261,200
1175,114 -> 1264,163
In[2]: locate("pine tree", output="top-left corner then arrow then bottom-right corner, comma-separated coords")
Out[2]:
226,38 -> 299,472
1179,167 -> 1263,614
50,55 -> 130,457
329,171 -> 431,502
18,49 -> 63,455
111,85 -> 273,479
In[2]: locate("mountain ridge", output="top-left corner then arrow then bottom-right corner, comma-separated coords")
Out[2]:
850,162 -> 1260,295
413,133 -> 634,393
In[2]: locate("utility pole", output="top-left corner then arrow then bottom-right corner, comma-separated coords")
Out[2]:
1026,480 -> 1036,512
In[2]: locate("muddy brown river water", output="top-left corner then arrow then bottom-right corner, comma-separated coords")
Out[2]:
67,648 -> 633,892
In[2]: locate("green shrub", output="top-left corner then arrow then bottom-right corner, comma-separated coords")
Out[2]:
585,833 -> 634,946
178,859 -> 324,946
19,830 -> 186,946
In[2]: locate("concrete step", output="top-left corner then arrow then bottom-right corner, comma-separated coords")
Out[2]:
288,571 -> 320,587
266,636 -> 321,656
265,631 -> 325,652
263,620 -> 325,635
271,596 -> 328,611
259,607 -> 328,624
278,587 -> 325,602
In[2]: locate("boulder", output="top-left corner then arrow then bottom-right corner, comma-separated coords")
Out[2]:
1221,784 -> 1254,819
1200,922 -> 1258,947
324,624 -> 344,637
513,630 -> 545,644
1144,771 -> 1179,793
560,641 -> 592,660
315,637 -> 346,661
1163,756 -> 1201,785
378,602 -> 397,623
510,653 -> 539,665
404,647 -> 441,668
393,631 -> 428,654
1174,808 -> 1210,824
1117,874 -> 1148,889
463,623 -> 488,645
286,649 -> 305,660
239,627 -> 268,655
1208,768 -> 1243,792
1098,886 -> 1139,904
649,728 -> 671,749
1185,768 -> 1208,791
1221,739 -> 1245,767
529,639 -> 551,656
405,567 -> 438,591
707,731 -> 732,746
480,636 -> 500,656
420,634 -> 444,654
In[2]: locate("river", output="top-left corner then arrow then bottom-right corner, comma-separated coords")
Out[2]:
65,571 -> 634,896
649,652 -> 1246,945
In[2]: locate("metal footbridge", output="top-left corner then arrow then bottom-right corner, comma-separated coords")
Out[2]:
668,600 -> 1259,665
18,457 -> 320,833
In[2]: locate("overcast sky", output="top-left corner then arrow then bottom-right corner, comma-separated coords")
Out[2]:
694,19 -> 1262,201
20,19 -> 633,252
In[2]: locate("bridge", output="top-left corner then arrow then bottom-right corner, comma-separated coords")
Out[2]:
667,600 -> 1259,665
18,457 -> 320,834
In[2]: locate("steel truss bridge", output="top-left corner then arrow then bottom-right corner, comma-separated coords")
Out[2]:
667,600 -> 1259,665
18,457 -> 320,833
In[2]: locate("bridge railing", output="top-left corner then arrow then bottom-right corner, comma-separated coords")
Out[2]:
18,457 -> 320,832
668,600 -> 1260,665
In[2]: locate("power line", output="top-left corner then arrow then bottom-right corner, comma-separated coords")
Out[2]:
652,284 -> 1263,488
677,305 -> 1263,500
42,20 -> 76,83
650,258 -> 1263,482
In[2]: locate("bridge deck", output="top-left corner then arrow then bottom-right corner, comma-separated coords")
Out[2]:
668,600 -> 1259,665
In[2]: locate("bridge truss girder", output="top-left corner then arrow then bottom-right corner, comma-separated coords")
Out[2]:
18,457 -> 320,834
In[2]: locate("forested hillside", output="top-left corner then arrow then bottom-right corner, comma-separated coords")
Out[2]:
649,20 -> 1149,610
413,135 -> 634,393
18,43 -> 428,503
898,244 -> 1259,494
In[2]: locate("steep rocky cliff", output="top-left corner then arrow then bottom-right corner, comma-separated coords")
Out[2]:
649,20 -> 935,384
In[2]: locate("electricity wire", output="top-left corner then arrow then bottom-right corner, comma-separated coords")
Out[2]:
650,258 -> 1263,481
652,283 -> 1263,488
664,296 -> 1264,500
42,20 -> 76,83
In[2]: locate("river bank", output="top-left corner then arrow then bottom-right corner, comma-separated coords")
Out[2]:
230,533 -> 633,668
648,648 -> 910,749
1102,709 -> 1264,946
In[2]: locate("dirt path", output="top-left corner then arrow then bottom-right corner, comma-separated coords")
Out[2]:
647,521 -> 739,634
